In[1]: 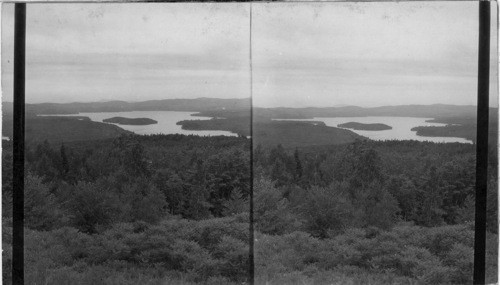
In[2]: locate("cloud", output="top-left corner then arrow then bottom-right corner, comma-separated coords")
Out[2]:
252,2 -> 498,107
2,3 -> 251,103
1,2 -> 497,107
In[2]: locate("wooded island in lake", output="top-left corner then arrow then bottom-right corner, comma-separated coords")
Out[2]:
337,122 -> 392,131
103,117 -> 158,125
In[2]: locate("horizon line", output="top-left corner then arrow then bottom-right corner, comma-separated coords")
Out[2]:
1,98 -> 495,109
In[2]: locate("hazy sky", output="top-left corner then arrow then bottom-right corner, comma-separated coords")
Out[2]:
1,2 -> 498,107
1,3 -> 251,103
252,2 -> 498,108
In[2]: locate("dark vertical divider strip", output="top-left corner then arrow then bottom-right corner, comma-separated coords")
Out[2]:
248,4 -> 254,285
12,3 -> 26,285
473,1 -> 490,284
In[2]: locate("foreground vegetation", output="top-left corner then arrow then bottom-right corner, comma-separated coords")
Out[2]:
4,215 -> 249,285
253,139 -> 498,284
2,135 -> 251,284
255,223 -> 498,284
2,134 -> 497,284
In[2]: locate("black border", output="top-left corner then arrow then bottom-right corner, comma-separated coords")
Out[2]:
248,3 -> 255,285
12,3 -> 26,285
473,1 -> 491,284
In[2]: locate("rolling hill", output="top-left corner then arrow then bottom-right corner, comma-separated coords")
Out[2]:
2,115 -> 132,144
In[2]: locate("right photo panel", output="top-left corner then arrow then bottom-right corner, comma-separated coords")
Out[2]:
251,2 -> 498,284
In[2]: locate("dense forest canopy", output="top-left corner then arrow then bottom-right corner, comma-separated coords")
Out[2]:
251,139 -> 498,283
2,132 -> 498,284
2,135 -> 251,284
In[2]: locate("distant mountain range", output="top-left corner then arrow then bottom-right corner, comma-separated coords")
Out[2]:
253,104 -> 481,119
2,97 -> 496,120
2,97 -> 252,116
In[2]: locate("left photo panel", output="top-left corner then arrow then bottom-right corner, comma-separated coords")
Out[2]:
2,3 -> 251,284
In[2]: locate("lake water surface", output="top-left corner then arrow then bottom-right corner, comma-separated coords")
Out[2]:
42,111 -> 238,137
275,116 -> 473,144
40,112 -> 473,143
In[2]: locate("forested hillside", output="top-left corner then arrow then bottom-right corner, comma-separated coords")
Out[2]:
252,121 -> 366,148
177,118 -> 367,147
2,135 -> 251,284
2,116 -> 132,143
413,114 -> 498,144
1,130 -> 497,284
253,140 -> 498,284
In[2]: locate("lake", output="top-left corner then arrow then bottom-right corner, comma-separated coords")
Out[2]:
41,111 -> 238,137
38,113 -> 473,144
274,116 -> 473,144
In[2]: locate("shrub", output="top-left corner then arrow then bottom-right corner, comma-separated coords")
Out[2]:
65,182 -> 123,233
297,184 -> 354,237
25,174 -> 61,230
